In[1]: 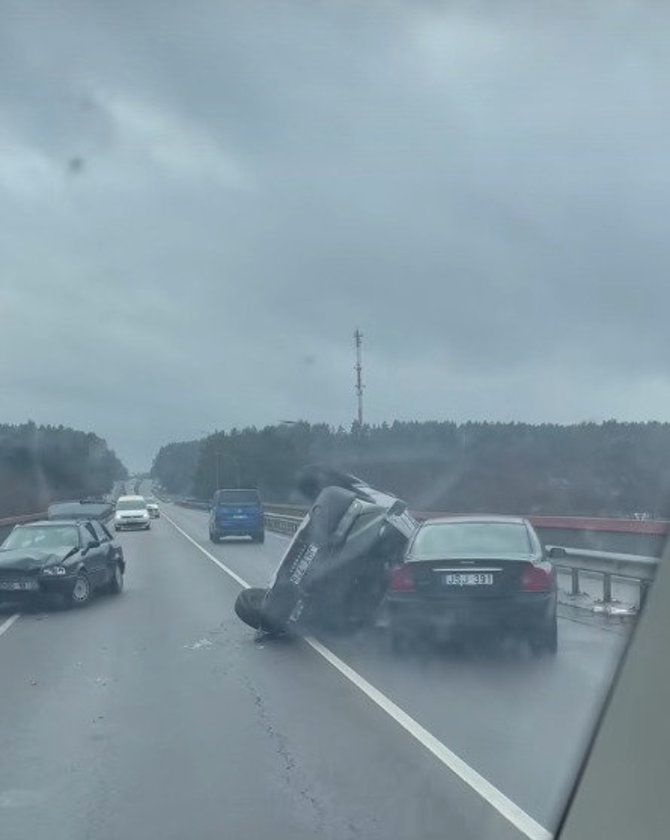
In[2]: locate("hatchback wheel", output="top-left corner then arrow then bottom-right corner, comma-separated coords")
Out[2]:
108,563 -> 124,595
69,572 -> 92,607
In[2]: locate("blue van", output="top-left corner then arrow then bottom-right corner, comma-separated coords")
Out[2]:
209,489 -> 265,543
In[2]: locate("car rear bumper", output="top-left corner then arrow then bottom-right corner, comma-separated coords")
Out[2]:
115,520 -> 150,530
213,521 -> 263,536
386,591 -> 555,638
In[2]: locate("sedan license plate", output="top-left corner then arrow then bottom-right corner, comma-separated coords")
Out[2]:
443,572 -> 494,587
0,580 -> 38,591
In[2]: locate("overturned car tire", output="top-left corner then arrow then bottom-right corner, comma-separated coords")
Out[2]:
234,588 -> 268,630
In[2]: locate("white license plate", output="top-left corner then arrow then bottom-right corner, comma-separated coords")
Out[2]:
443,573 -> 494,586
0,580 -> 38,591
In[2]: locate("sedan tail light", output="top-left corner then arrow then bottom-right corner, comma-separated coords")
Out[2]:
521,562 -> 552,591
389,564 -> 415,592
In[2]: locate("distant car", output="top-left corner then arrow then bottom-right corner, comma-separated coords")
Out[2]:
145,498 -> 160,519
209,488 -> 264,543
0,519 -> 125,607
48,499 -> 114,522
114,495 -> 151,531
385,515 -> 558,655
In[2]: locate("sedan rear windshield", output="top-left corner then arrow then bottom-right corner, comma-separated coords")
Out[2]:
215,490 -> 260,505
116,499 -> 147,511
412,522 -> 531,557
2,525 -> 79,551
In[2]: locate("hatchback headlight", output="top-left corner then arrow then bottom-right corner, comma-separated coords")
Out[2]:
42,566 -> 68,576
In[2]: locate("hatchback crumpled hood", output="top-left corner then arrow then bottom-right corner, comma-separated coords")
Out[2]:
0,546 -> 77,571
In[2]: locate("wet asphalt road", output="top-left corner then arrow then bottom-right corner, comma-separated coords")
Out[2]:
0,504 -> 630,840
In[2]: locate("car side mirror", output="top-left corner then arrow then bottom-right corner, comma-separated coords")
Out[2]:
547,546 -> 567,560
84,539 -> 100,552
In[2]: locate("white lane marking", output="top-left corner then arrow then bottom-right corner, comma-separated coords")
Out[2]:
305,636 -> 551,840
163,513 -> 248,588
0,614 -> 20,639
162,510 -> 551,840
166,503 -> 293,543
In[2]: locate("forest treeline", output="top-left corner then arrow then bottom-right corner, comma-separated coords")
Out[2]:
151,420 -> 670,518
0,422 -> 127,517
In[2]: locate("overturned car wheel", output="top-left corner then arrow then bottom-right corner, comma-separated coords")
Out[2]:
234,588 -> 268,630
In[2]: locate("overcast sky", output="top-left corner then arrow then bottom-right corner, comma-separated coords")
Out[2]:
2,0 -> 669,470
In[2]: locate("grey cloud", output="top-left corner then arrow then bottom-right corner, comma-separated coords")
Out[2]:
1,0 -> 670,468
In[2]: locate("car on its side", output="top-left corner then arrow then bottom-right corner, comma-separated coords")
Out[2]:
0,519 -> 125,607
48,499 -> 114,522
385,515 -> 559,655
145,498 -> 160,519
209,488 -> 264,543
114,495 -> 151,531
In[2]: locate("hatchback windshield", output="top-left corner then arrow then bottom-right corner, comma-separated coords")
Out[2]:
2,525 -> 79,551
116,499 -> 147,511
412,522 -> 532,558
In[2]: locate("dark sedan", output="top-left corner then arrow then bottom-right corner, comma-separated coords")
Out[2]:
385,515 -> 558,655
0,520 -> 125,608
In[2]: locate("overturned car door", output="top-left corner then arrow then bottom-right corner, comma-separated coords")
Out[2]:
235,469 -> 418,636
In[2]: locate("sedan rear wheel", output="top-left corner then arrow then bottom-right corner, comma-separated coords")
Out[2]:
389,626 -> 414,655
69,572 -> 92,608
529,615 -> 558,656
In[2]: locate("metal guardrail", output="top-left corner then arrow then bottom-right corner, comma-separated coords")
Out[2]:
0,512 -> 45,527
264,512 -> 303,536
168,499 -> 660,612
550,547 -> 657,609
169,497 -> 210,510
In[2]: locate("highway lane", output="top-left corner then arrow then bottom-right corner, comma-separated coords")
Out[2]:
1,513 -> 544,840
162,502 -> 631,831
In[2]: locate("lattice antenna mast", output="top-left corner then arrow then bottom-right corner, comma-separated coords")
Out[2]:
354,329 -> 364,426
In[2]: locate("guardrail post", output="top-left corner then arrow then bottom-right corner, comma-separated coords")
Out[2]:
602,573 -> 612,603
639,579 -> 651,610
571,567 -> 580,596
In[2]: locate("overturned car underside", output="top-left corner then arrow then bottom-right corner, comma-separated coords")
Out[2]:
234,467 -> 418,637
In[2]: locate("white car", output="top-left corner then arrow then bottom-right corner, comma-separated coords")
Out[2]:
146,499 -> 160,519
114,495 -> 151,531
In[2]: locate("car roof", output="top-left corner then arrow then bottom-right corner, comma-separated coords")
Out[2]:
116,495 -> 146,502
419,514 -> 529,526
17,519 -> 88,527
48,500 -> 113,520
